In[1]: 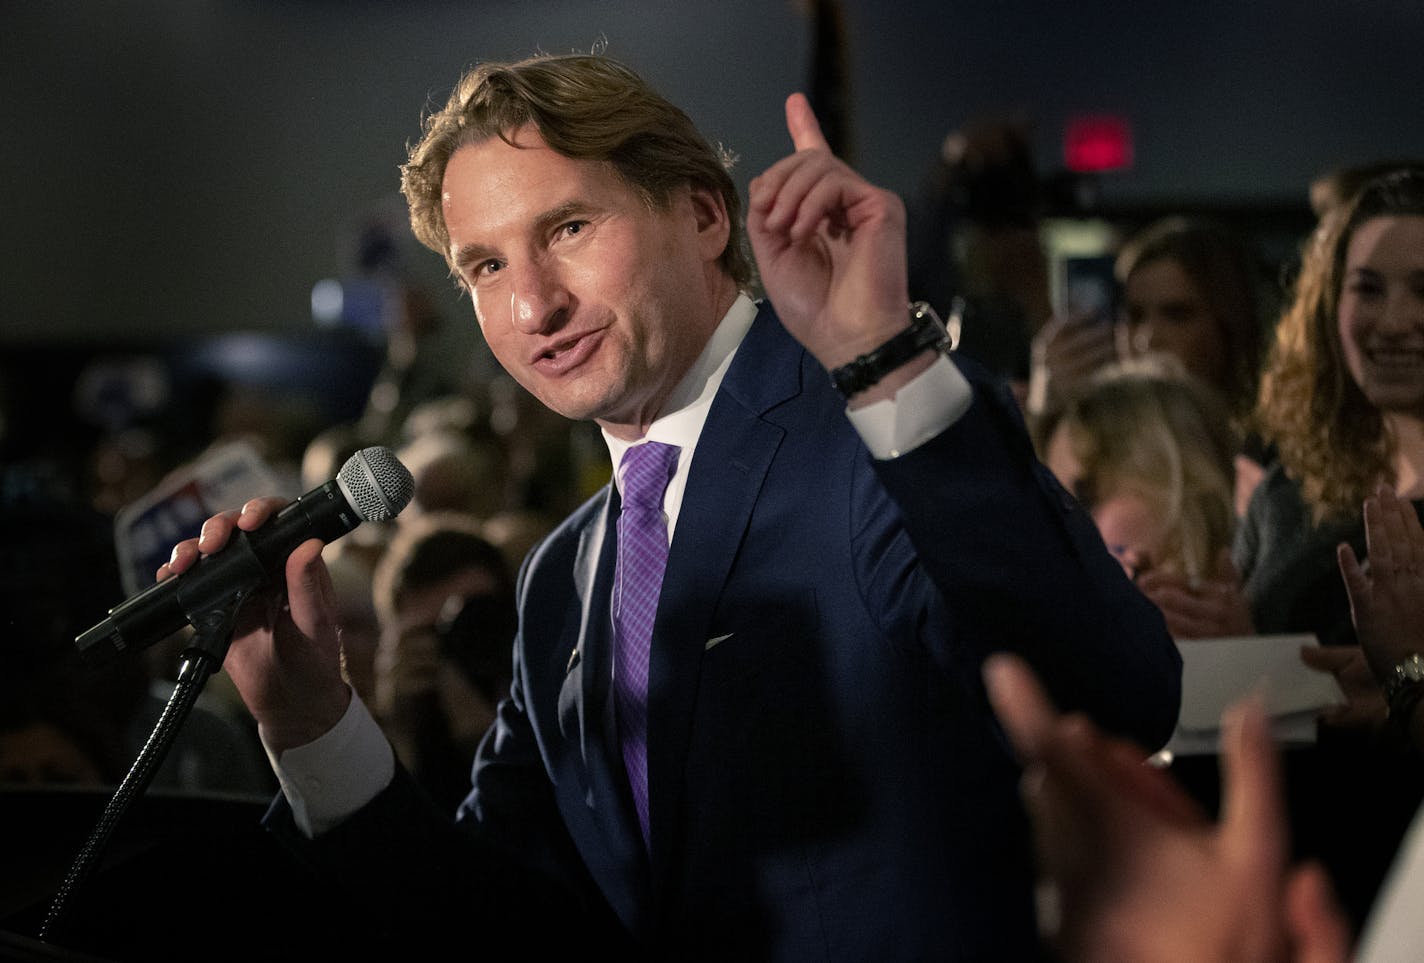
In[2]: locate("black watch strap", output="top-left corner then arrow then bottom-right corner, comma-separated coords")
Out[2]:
829,302 -> 949,398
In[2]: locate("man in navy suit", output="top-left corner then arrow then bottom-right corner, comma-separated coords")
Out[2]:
169,54 -> 1179,959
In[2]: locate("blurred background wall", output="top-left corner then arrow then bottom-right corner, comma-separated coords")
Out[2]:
5,0 -> 1424,344
4,0 -> 1424,514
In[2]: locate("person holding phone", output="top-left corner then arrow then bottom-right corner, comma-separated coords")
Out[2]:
1032,216 -> 1270,515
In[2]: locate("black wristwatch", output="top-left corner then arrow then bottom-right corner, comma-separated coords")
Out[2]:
829,302 -> 950,398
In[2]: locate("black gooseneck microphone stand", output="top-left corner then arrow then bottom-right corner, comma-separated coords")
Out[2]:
38,590 -> 249,946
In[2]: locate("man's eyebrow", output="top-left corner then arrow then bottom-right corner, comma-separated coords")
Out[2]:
452,241 -> 497,273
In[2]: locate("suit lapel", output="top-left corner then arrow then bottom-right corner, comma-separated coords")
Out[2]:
645,304 -> 803,892
555,486 -> 652,916
556,487 -> 615,764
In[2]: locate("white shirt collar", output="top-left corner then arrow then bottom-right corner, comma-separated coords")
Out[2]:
603,293 -> 758,538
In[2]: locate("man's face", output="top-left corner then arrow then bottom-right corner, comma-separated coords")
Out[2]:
441,126 -> 730,440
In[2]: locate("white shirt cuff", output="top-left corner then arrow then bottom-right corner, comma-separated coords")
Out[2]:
846,353 -> 973,459
265,691 -> 395,838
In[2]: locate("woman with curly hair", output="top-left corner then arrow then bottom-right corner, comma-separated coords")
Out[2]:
1239,166 -> 1424,644
1234,165 -> 1424,932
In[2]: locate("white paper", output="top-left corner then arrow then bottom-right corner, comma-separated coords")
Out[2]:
1165,634 -> 1345,756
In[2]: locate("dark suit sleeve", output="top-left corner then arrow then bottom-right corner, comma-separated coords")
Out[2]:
863,362 -> 1181,749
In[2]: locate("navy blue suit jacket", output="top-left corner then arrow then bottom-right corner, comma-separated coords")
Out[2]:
269,303 -> 1180,960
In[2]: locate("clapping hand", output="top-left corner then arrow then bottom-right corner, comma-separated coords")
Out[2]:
1337,485 -> 1424,682
1135,548 -> 1256,640
1305,486 -> 1424,734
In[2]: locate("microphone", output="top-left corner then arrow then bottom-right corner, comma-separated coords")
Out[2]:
76,445 -> 414,664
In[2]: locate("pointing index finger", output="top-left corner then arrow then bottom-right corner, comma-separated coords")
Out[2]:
785,92 -> 830,153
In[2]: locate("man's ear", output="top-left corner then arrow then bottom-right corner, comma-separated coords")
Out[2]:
687,184 -> 732,265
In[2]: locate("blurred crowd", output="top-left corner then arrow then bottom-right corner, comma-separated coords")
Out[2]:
914,128 -> 1424,942
0,230 -> 610,816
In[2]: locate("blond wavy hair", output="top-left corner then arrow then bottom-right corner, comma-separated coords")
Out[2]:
1038,357 -> 1239,582
1254,167 -> 1424,523
400,53 -> 754,289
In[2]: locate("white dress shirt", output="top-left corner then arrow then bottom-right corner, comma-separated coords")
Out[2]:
270,293 -> 973,835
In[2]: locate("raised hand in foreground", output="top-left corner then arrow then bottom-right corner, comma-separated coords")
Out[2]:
983,652 -> 1350,963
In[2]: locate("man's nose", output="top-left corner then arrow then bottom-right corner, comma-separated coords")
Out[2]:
508,261 -> 571,335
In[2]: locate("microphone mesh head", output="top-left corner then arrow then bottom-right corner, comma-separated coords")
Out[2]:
338,446 -> 415,522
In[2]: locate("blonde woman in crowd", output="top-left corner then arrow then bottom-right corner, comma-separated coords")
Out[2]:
1036,356 -> 1254,639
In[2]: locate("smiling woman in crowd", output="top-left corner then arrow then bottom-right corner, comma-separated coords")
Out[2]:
1236,165 -> 1424,930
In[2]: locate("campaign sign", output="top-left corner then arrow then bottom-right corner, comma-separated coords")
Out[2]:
113,441 -> 288,596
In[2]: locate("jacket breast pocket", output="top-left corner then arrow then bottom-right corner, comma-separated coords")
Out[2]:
696,590 -> 827,749
689,589 -> 870,848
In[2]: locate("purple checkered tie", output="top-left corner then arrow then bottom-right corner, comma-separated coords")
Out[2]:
613,441 -> 680,850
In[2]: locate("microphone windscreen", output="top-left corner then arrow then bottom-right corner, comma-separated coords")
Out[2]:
337,446 -> 414,522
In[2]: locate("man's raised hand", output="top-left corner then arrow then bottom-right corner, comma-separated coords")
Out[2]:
747,93 -> 911,376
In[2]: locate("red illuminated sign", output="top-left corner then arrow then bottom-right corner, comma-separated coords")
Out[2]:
1064,115 -> 1133,173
